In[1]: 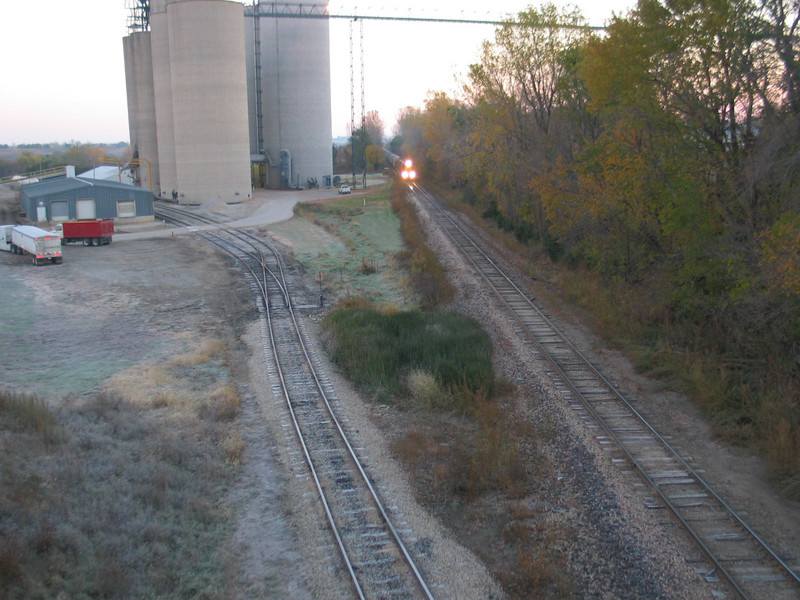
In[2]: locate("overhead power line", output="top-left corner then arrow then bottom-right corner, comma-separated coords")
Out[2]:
248,2 -> 604,30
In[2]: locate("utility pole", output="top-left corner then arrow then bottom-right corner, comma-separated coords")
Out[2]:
360,18 -> 366,191
350,19 -> 355,188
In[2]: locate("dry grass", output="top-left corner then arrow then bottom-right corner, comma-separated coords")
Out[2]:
171,337 -> 227,367
390,179 -> 455,308
0,390 -> 57,442
219,428 -> 245,465
0,333 -> 244,598
208,383 -> 241,422
406,369 -> 446,410
390,401 -> 571,598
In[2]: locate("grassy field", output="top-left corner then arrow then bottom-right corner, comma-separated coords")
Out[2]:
0,268 -> 168,399
0,337 -> 243,599
267,183 -> 413,308
0,243 -> 250,599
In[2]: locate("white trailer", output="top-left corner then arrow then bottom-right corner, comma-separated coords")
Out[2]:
0,225 -> 14,252
6,225 -> 63,265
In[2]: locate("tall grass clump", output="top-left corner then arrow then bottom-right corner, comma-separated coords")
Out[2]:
323,301 -> 492,409
0,390 -> 56,441
390,179 -> 454,308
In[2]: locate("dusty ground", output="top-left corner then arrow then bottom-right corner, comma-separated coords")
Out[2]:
2,186 -> 799,598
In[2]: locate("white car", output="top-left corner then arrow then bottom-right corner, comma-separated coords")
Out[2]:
338,185 -> 351,194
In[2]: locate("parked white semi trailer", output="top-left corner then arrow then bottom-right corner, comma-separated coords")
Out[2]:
0,225 -> 63,265
0,225 -> 14,252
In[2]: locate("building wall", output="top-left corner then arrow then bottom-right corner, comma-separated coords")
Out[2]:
20,181 -> 155,223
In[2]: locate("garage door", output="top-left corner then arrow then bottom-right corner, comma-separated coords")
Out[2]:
76,199 -> 96,220
117,200 -> 135,218
51,200 -> 68,221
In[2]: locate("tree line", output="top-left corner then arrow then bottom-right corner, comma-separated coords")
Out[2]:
333,111 -> 387,175
394,0 -> 800,492
0,143 -> 130,179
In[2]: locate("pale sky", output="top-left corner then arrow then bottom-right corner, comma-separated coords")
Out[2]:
0,0 -> 634,146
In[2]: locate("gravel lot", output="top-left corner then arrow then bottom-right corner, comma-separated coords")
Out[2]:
2,187 -> 799,599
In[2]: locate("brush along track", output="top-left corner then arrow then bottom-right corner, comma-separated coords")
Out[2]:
408,185 -> 800,600
155,204 -> 436,600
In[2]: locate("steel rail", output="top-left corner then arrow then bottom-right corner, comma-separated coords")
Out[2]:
155,207 -> 370,597
410,184 -> 800,599
154,205 -> 435,599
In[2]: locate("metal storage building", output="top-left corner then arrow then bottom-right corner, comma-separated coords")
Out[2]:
19,174 -> 154,224
78,165 -> 135,186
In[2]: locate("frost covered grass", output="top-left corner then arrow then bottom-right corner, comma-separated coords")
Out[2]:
283,183 -> 412,307
0,335 -> 243,599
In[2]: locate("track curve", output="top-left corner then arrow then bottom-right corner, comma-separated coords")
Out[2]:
154,203 -> 436,600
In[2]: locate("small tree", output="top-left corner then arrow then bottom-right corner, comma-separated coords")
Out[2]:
365,145 -> 384,171
364,110 -> 385,147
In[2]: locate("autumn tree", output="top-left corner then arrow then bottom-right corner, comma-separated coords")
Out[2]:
364,110 -> 385,147
462,3 -> 592,242
396,0 -> 800,483
365,144 -> 384,171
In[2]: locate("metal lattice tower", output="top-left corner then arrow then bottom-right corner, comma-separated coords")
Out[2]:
360,18 -> 366,189
126,0 -> 150,32
349,19 -> 356,185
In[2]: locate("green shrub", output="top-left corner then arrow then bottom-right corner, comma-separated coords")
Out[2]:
323,303 -> 493,407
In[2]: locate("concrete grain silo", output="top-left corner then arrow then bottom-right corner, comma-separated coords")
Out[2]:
167,0 -> 251,203
124,0 -> 331,200
149,0 -> 177,198
122,31 -> 160,192
125,0 -> 251,204
246,2 -> 333,189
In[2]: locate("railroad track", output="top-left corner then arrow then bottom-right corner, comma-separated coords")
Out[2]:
409,185 -> 800,600
154,204 -> 436,600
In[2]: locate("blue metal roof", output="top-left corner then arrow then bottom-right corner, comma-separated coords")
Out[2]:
20,176 -> 141,199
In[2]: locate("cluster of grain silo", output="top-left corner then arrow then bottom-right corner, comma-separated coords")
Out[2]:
123,0 -> 333,203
